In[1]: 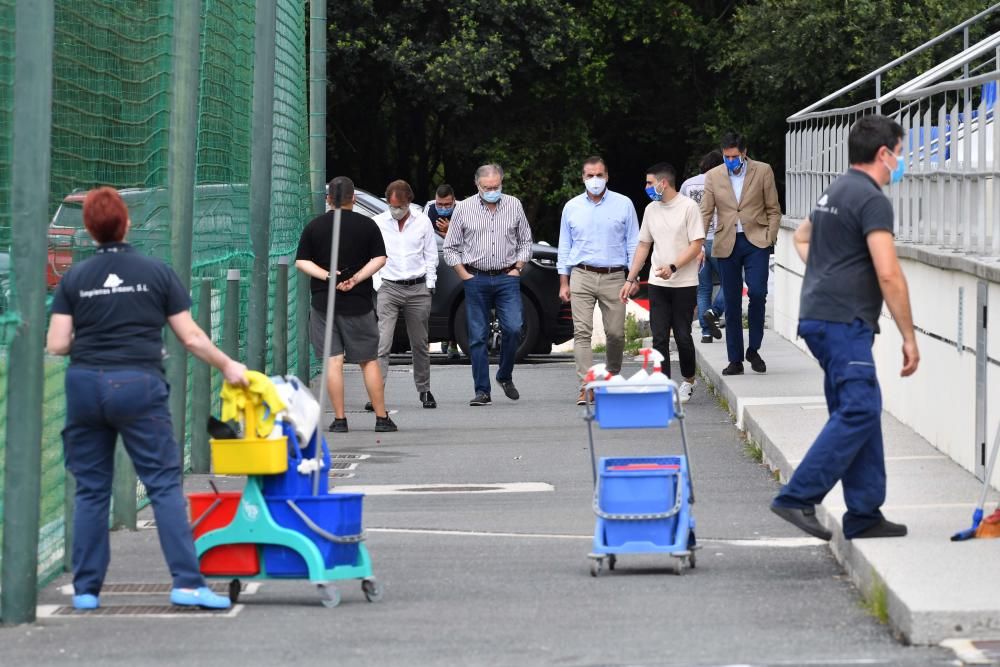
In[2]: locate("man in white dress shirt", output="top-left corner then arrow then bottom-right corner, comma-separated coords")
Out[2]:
373,180 -> 439,408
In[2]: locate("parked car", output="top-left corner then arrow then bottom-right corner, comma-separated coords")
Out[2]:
47,184 -> 249,287
351,188 -> 572,361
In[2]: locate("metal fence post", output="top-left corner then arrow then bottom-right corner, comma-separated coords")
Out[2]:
223,269 -> 241,361
110,439 -> 137,530
190,278 -> 213,472
309,0 -> 327,216
273,257 -> 289,376
297,272 -> 311,382
247,0 -> 277,372
1,0 -> 54,625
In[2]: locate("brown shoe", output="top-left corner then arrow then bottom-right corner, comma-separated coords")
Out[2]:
576,388 -> 595,405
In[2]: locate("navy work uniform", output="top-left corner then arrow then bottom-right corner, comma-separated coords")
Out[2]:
771,169 -> 894,538
52,242 -> 205,596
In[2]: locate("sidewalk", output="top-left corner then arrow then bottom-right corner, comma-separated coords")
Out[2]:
695,332 -> 1000,646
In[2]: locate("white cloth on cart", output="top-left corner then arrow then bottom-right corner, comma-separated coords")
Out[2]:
270,375 -> 320,447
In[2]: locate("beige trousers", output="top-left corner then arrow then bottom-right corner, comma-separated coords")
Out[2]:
570,268 -> 627,381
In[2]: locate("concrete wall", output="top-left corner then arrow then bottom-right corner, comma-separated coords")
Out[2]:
774,218 -> 1000,489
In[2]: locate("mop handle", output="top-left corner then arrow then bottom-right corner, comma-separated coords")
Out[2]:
977,420 -> 1000,508
313,185 -> 344,495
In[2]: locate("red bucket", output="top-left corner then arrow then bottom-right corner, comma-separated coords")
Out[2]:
188,492 -> 260,576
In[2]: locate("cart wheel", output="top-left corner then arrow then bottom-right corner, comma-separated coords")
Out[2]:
228,579 -> 241,604
361,578 -> 384,603
672,558 -> 683,576
689,550 -> 697,570
608,554 -> 617,571
317,583 -> 341,608
589,558 -> 603,578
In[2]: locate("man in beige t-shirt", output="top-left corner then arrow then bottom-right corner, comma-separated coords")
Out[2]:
620,162 -> 705,403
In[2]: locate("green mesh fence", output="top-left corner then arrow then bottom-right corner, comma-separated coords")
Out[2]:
0,0 -> 315,591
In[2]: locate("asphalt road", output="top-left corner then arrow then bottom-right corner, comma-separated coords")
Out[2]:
6,354 -> 959,666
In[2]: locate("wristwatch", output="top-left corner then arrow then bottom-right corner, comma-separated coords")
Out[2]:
625,277 -> 637,284
669,264 -> 678,273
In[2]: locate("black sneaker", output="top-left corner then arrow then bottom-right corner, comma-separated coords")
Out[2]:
770,504 -> 833,541
420,391 -> 437,409
469,392 -> 491,406
498,380 -> 519,401
374,415 -> 398,432
849,518 -> 907,539
722,361 -> 744,376
364,401 -> 374,412
328,418 -> 348,433
746,348 -> 767,374
700,335 -> 714,344
703,309 -> 723,340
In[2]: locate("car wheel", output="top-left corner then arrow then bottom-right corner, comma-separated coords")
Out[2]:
453,296 -> 540,363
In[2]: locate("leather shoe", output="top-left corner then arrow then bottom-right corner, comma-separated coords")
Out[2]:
499,380 -> 519,401
746,348 -> 767,373
721,361 -> 744,376
420,391 -> 437,409
770,504 -> 833,541
848,518 -> 907,539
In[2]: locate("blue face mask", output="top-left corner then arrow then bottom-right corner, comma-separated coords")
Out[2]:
883,151 -> 905,185
435,206 -> 453,216
645,184 -> 662,201
724,156 -> 744,173
481,188 -> 502,204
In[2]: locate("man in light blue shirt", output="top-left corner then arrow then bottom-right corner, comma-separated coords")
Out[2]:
557,156 -> 639,404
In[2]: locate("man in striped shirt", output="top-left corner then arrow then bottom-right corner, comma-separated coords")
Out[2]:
443,164 -> 533,406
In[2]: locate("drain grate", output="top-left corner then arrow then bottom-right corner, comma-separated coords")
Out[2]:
329,461 -> 357,470
330,472 -> 355,479
60,582 -> 258,596
329,453 -> 368,460
47,605 -> 237,617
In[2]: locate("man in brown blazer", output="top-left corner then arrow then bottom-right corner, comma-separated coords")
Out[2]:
700,130 -> 782,375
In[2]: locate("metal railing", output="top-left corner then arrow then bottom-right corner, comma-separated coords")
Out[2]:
786,5 -> 1000,257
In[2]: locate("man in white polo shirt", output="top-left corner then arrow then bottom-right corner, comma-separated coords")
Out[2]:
373,179 -> 439,409
620,162 -> 705,403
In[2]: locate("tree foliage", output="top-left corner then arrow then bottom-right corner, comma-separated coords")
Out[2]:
324,0 -> 998,241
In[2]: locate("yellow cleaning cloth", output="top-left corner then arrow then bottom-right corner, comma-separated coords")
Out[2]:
220,371 -> 287,439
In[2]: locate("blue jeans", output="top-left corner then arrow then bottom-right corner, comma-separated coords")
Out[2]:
717,232 -> 770,363
697,238 -> 726,336
772,319 -> 886,537
463,272 -> 522,395
62,367 -> 204,595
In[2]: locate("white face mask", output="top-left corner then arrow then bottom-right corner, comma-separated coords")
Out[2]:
585,176 -> 607,196
389,206 -> 408,221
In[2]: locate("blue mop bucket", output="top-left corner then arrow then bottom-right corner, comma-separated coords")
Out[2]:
262,493 -> 364,576
597,456 -> 688,549
261,423 -> 330,498
592,386 -> 674,429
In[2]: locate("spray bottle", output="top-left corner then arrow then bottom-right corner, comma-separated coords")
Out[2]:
628,348 -> 654,383
647,349 -> 671,386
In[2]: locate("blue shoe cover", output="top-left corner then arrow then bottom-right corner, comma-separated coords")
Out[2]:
170,586 -> 231,610
73,593 -> 99,610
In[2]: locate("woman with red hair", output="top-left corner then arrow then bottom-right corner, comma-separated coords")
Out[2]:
46,187 -> 248,610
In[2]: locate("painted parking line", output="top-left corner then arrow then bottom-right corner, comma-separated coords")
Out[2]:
336,482 -> 554,496
368,526 -> 826,547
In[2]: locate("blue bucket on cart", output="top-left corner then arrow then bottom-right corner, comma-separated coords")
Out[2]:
592,386 -> 674,429
597,456 -> 689,549
262,493 -> 363,576
261,423 -> 330,498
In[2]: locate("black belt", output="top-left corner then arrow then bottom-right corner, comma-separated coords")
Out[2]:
469,265 -> 515,276
383,275 -> 426,286
576,264 -> 625,274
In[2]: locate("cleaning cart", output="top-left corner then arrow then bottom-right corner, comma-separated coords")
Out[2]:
189,384 -> 383,608
583,377 -> 698,577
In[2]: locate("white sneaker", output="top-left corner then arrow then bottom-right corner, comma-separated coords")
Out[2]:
678,381 -> 694,404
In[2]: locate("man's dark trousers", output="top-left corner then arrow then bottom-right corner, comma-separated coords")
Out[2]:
463,272 -> 522,395
717,232 -> 769,362
772,319 -> 886,537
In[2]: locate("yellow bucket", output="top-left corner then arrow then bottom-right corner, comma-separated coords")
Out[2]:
210,436 -> 288,475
